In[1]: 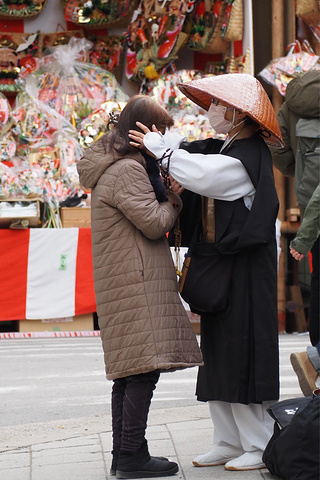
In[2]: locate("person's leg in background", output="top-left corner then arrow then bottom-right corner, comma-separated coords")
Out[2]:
307,341 -> 320,374
290,238 -> 320,397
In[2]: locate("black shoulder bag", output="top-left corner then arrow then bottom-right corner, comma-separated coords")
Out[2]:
178,198 -> 234,315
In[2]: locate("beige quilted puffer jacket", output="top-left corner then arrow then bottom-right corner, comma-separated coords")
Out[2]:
77,136 -> 203,380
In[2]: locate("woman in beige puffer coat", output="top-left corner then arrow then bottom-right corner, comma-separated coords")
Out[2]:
77,95 -> 202,479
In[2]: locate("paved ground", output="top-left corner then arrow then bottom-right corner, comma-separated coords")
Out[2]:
0,332 -> 311,480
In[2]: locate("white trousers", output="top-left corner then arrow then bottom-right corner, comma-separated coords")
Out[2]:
209,401 -> 276,452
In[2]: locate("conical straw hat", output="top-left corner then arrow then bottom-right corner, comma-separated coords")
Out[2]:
178,73 -> 284,148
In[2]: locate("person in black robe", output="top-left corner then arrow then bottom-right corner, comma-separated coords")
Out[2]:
128,73 -> 284,471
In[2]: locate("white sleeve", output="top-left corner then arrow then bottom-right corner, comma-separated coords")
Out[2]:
162,129 -> 187,149
166,148 -> 256,201
144,131 -> 255,202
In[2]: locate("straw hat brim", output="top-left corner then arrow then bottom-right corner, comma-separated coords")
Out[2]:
178,74 -> 284,148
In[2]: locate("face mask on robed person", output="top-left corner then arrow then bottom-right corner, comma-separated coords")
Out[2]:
208,103 -> 235,135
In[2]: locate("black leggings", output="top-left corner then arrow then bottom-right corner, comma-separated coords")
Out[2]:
111,370 -> 160,453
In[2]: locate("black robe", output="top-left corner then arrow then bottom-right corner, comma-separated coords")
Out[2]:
178,134 -> 280,405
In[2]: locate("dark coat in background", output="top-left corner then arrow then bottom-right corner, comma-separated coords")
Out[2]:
271,69 -> 320,212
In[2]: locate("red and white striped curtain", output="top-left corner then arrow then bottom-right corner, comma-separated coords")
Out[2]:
0,228 -> 96,321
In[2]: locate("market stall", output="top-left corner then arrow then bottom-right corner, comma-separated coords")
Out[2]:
0,0 -> 251,332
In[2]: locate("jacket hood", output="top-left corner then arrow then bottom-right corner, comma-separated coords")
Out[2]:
77,135 -> 145,189
285,70 -> 320,118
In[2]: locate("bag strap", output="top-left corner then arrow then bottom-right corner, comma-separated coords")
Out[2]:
202,197 -> 215,243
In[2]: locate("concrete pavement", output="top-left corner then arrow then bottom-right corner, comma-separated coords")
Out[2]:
0,333 -> 312,480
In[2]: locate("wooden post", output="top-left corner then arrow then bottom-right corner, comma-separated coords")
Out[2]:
286,2 -> 299,220
271,0 -> 285,113
271,0 -> 286,332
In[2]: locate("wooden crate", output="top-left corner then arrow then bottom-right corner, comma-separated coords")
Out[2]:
18,313 -> 94,332
60,207 -> 91,228
0,199 -> 41,228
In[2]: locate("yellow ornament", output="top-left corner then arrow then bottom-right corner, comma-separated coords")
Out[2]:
144,63 -> 159,80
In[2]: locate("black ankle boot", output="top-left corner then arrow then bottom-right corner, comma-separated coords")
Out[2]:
116,442 -> 178,479
111,453 -> 169,476
111,441 -> 169,476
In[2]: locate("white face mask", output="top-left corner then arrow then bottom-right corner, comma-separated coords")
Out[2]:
207,103 -> 235,135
